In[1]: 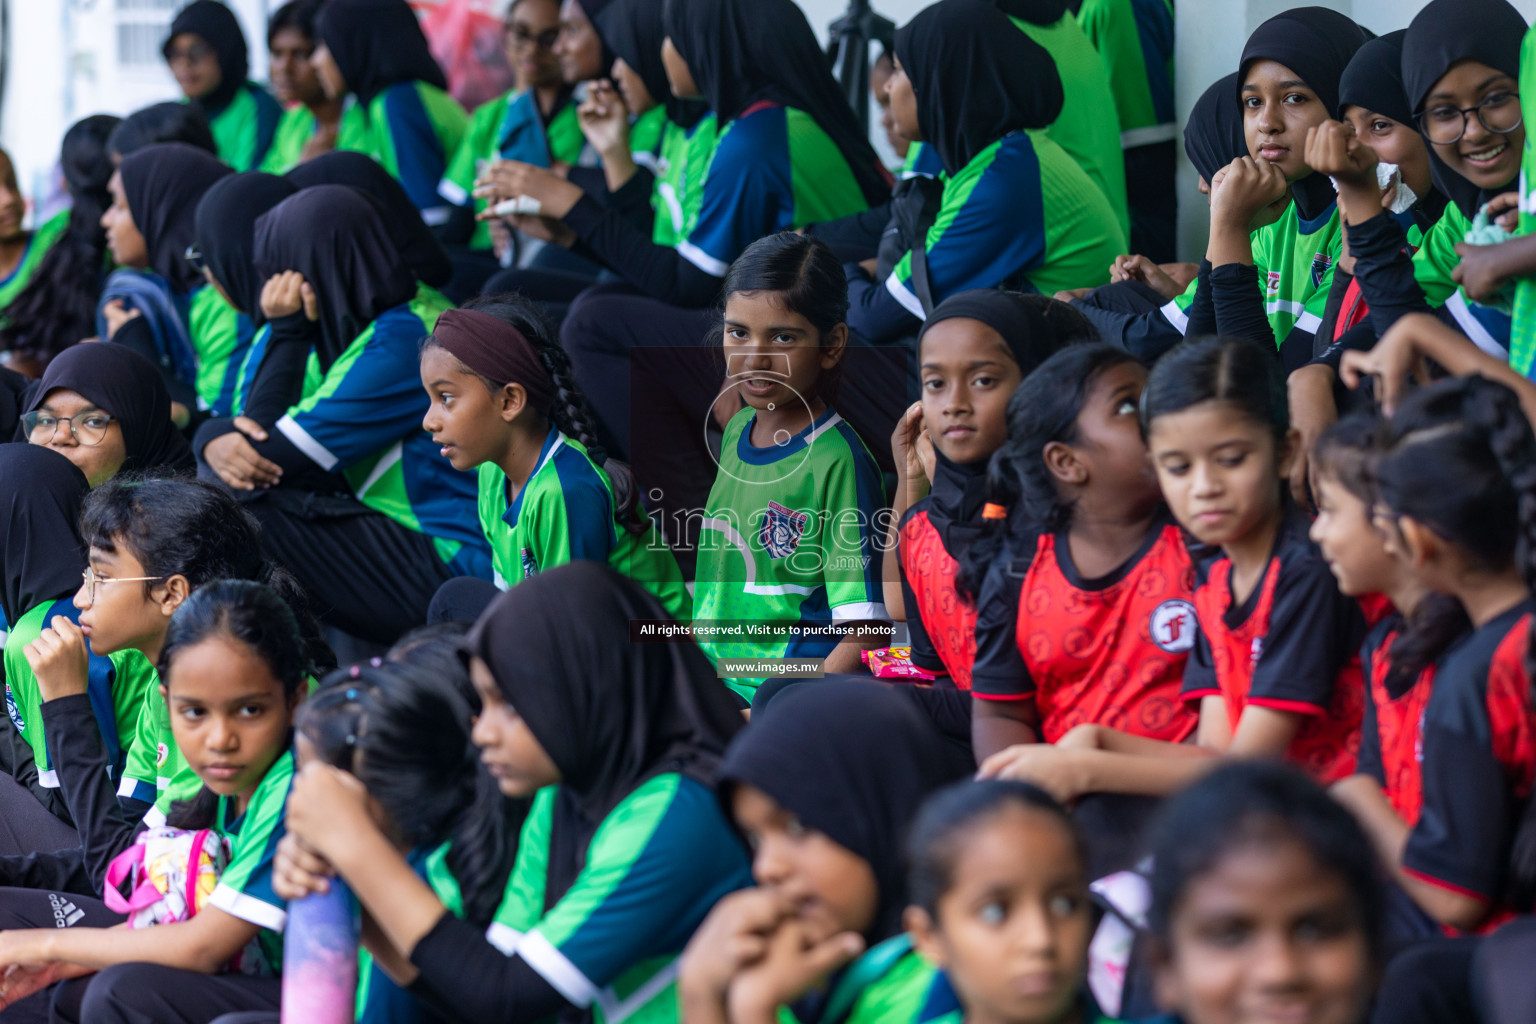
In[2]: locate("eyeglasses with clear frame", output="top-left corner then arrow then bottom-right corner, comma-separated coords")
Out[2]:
79,567 -> 167,606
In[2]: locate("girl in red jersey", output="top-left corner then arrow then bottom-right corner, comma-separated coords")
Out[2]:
982,337 -> 1364,798
963,343 -> 1199,765
1334,376 -> 1536,934
891,290 -> 1091,692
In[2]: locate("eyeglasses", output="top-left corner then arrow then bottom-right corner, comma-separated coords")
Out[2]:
1417,91 -> 1523,146
23,410 -> 115,446
184,243 -> 205,274
505,23 -> 560,49
166,42 -> 214,66
79,567 -> 167,607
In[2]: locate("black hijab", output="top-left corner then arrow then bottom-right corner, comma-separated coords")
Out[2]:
466,562 -> 744,899
26,344 -> 194,477
895,0 -> 1064,177
1184,73 -> 1247,185
314,0 -> 448,108
163,0 -> 248,114
193,172 -> 297,320
992,0 -> 1069,24
1338,31 -> 1449,227
661,0 -> 890,207
119,143 -> 233,294
286,152 -> 453,288
919,290 -> 1068,550
1238,8 -> 1372,221
0,366 -> 29,443
1402,0 -> 1527,218
0,445 -> 90,627
717,680 -> 957,943
596,0 -> 708,128
253,185 -> 418,371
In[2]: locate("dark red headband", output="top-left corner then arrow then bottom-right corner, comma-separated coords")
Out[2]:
433,307 -> 554,414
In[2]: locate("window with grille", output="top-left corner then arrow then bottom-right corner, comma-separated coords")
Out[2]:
115,0 -> 178,68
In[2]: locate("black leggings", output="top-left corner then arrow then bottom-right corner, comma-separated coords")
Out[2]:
54,964 -> 281,1024
241,489 -> 456,646
1124,140 -> 1178,264
0,886 -> 120,1023
0,774 -> 76,859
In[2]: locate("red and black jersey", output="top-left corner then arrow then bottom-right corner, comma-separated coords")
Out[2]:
899,500 -> 977,689
1403,601 -> 1536,926
971,515 -> 1200,744
1181,507 -> 1367,784
1356,614 -> 1445,827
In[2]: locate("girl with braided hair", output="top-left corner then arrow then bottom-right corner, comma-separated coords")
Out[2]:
420,292 -> 691,623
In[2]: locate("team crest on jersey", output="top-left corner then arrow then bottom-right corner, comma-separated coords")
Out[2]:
520,547 -> 539,579
5,683 -> 22,733
1149,600 -> 1197,653
1265,270 -> 1282,298
761,501 -> 810,558
156,742 -> 169,769
1310,252 -> 1334,289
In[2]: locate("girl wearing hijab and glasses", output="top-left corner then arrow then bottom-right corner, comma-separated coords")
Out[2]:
99,143 -> 259,425
439,0 -> 588,261
310,0 -> 468,230
846,0 -> 1126,347
259,0 -> 368,175
161,1 -> 283,172
679,680 -> 966,1024
0,447 -> 158,856
195,185 -> 490,645
270,563 -> 753,1024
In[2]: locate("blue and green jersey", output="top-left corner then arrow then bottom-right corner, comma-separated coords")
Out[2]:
677,102 -> 872,278
651,114 -> 719,248
207,83 -> 285,172
275,285 -> 491,578
258,102 -> 370,175
439,87 -> 587,250
1250,199 -> 1342,347
478,424 -> 691,622
1415,202 -> 1514,362
206,748 -> 295,971
490,775 -> 752,1024
1075,0 -> 1176,145
694,406 -> 889,700
358,81 -> 470,228
188,285 -> 256,417
0,207 -> 70,313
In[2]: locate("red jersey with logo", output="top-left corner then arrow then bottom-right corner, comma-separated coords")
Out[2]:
971,518 -> 1200,744
1356,615 -> 1443,827
1403,602 -> 1536,926
898,503 -> 976,689
1181,508 -> 1366,783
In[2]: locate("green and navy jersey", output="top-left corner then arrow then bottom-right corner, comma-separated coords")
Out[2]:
118,676 -> 179,812
651,115 -> 719,247
207,83 -> 285,172
491,775 -> 753,1024
694,407 -> 888,699
0,207 -> 70,313
478,424 -> 692,622
207,747 -> 295,969
228,322 -> 323,418
1414,202 -> 1515,363
678,102 -> 872,278
440,87 -> 587,250
276,285 -> 492,578
355,844 -> 471,1023
879,132 -> 1126,330
1514,22 -> 1536,376
359,80 -> 469,229
1076,0 -> 1176,143
789,936 -> 959,1024
629,106 -> 669,170
900,142 -> 943,180
1250,199 -> 1342,347
257,102 -> 370,175
188,284 -> 256,417
1158,272 -> 1200,334
2,599 -> 155,793
1011,12 -> 1130,233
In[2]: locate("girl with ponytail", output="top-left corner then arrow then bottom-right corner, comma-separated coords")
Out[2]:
1341,375 -> 1536,933
283,657 -> 520,1022
419,291 -> 691,622
963,343 -> 1199,765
